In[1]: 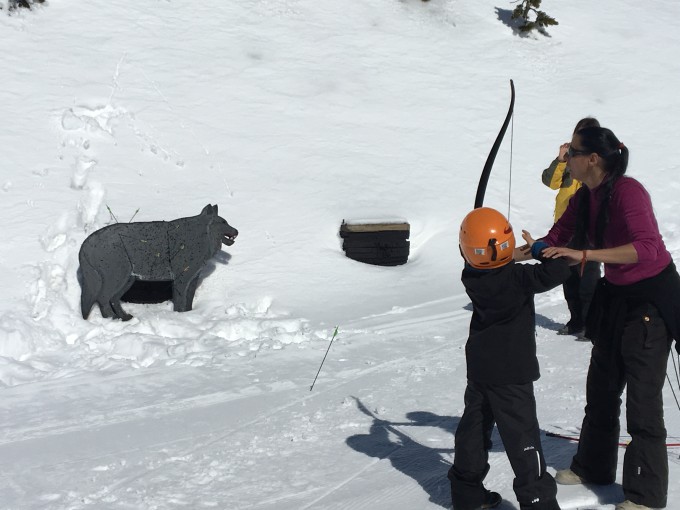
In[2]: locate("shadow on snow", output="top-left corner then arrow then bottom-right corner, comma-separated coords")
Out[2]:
346,398 -> 623,508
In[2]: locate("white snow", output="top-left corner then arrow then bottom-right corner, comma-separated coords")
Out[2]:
1,0 -> 680,508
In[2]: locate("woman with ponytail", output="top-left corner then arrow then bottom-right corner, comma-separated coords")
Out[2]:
522,126 -> 680,510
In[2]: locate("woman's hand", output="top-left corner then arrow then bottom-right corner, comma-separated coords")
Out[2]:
540,246 -> 582,264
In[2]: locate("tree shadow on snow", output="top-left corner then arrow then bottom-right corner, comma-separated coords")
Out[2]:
495,7 -> 552,38
495,7 -> 524,35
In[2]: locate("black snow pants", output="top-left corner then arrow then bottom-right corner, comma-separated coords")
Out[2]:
563,261 -> 600,330
570,302 -> 672,508
448,381 -> 559,510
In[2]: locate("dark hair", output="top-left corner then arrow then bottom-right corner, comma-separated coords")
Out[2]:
577,126 -> 628,177
573,117 -> 600,133
571,126 -> 629,249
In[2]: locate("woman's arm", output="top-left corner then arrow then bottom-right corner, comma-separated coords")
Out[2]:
541,243 -> 639,265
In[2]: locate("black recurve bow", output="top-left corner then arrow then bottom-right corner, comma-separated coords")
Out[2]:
474,79 -> 515,209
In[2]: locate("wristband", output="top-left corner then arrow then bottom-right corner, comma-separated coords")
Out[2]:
531,241 -> 549,260
580,250 -> 587,276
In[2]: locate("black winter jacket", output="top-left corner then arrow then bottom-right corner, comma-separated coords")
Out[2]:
462,258 -> 571,385
586,261 -> 680,356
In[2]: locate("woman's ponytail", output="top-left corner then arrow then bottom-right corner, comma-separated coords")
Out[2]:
574,127 -> 628,248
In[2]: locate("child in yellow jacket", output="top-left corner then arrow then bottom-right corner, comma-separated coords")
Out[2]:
540,117 -> 601,337
541,149 -> 581,223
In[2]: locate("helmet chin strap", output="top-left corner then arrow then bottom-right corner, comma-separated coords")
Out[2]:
488,238 -> 498,262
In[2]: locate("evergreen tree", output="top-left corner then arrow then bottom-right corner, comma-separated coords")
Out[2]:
511,0 -> 558,34
1,0 -> 45,11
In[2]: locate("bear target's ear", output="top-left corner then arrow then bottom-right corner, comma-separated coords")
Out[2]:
201,205 -> 212,216
213,204 -> 218,214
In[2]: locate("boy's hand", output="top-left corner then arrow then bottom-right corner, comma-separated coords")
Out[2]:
521,230 -> 536,247
513,230 -> 534,261
558,142 -> 569,162
514,244 -> 531,261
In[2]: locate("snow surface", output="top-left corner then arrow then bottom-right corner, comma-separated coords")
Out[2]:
1,0 -> 680,508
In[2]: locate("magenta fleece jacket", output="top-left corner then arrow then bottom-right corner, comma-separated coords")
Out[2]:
542,176 -> 671,285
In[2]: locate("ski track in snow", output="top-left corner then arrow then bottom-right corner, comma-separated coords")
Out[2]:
2,185 -> 677,510
1,299 -> 473,509
2,255 -> 677,507
2,296 -> 646,510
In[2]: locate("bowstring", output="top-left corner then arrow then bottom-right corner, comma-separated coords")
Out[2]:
669,352 -> 680,412
507,112 -> 514,221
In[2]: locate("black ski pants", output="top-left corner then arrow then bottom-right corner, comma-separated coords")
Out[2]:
570,302 -> 672,508
448,381 -> 559,510
563,261 -> 600,330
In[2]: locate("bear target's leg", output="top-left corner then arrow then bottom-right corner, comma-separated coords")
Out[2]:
110,276 -> 136,321
172,282 -> 188,312
79,259 -> 102,320
172,271 -> 200,312
110,301 -> 133,322
185,275 -> 201,311
98,300 -> 116,318
96,257 -> 134,320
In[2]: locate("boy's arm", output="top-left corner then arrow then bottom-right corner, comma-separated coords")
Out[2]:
541,158 -> 567,190
515,241 -> 572,294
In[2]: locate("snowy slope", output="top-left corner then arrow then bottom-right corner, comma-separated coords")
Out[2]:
1,0 -> 680,508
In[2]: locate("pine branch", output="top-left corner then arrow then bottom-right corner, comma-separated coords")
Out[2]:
510,0 -> 558,34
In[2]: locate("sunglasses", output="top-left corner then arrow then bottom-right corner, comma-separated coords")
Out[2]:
567,145 -> 592,158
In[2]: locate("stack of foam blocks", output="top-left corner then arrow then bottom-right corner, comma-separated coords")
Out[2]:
340,221 -> 410,266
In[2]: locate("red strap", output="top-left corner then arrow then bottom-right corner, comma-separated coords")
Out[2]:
580,250 -> 587,277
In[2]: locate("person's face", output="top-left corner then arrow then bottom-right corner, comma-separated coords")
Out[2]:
565,134 -> 592,181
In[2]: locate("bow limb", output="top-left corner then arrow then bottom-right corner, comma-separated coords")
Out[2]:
474,79 -> 515,209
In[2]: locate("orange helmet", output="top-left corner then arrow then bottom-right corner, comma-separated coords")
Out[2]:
459,207 -> 515,269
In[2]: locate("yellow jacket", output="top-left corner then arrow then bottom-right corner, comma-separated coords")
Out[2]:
541,158 -> 582,222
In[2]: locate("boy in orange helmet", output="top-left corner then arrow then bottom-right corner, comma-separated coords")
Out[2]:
449,207 -> 571,510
